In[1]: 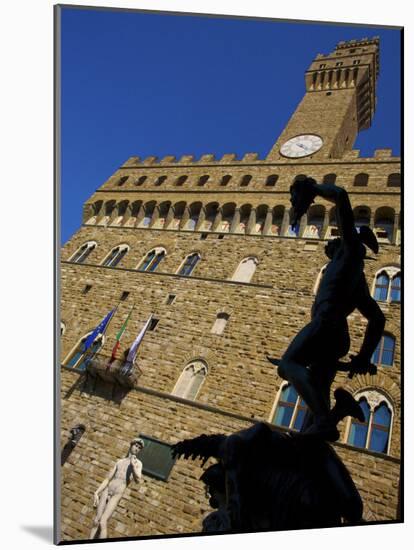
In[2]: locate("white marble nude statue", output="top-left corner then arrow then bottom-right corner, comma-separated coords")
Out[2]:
90,438 -> 144,539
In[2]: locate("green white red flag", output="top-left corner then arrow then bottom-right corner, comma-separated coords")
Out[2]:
110,306 -> 134,361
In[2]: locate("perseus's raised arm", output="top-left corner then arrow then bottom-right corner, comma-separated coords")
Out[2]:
313,184 -> 358,243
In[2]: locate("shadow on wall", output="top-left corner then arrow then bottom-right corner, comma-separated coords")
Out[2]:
63,370 -> 131,405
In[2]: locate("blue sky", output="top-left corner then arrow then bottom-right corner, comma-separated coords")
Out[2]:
60,7 -> 402,244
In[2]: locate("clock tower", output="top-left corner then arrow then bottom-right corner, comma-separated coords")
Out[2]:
267,37 -> 379,161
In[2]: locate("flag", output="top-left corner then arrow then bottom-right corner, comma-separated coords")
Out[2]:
110,306 -> 134,361
83,308 -> 116,352
126,313 -> 153,364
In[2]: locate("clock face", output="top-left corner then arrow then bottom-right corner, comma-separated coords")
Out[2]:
280,134 -> 323,158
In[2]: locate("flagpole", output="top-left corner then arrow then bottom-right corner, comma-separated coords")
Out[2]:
121,312 -> 153,376
106,302 -> 136,367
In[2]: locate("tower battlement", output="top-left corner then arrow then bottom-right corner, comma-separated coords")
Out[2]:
336,36 -> 380,50
121,152 -> 262,167
120,147 -> 399,169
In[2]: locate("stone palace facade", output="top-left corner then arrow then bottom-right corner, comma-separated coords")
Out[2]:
59,37 -> 401,541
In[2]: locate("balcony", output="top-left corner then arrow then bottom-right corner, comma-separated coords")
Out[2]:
86,354 -> 142,388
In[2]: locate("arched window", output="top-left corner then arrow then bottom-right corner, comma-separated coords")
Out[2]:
134,175 -> 147,186
153,201 -> 171,229
84,200 -> 103,225
231,257 -> 258,283
303,205 -> 325,239
139,202 -> 156,228
387,173 -> 400,187
220,203 -> 236,233
201,203 -> 219,231
171,201 -> 186,230
322,173 -> 337,185
211,312 -> 230,335
286,208 -> 300,238
372,334 -> 395,367
253,205 -> 268,235
354,173 -> 369,186
124,200 -> 142,227
391,274 -> 401,302
347,392 -> 392,454
236,205 -> 252,234
185,202 -> 202,231
326,207 -> 339,239
178,253 -> 200,276
110,201 -> 129,226
63,332 -> 104,371
172,361 -> 207,400
271,384 -> 308,431
198,175 -> 210,186
374,272 -> 389,301
117,176 -> 129,186
138,247 -> 166,272
347,397 -> 370,448
265,174 -> 279,187
175,175 -> 188,186
69,241 -> 97,264
271,206 -> 284,236
240,174 -> 252,187
98,200 -> 116,226
374,207 -> 394,243
220,174 -> 232,186
373,267 -> 401,303
154,175 -> 167,186
102,245 -> 129,267
353,206 -> 370,231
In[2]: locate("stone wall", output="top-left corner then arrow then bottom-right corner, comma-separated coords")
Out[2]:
61,227 -> 400,453
59,369 -> 400,541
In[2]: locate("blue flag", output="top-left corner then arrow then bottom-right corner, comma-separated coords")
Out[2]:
83,308 -> 116,352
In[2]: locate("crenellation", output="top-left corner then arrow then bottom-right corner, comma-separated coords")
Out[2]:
219,153 -> 238,163
374,148 -> 393,159
342,149 -> 360,160
160,155 -> 176,164
115,152 -> 400,175
198,153 -> 216,163
142,155 -> 158,165
122,156 -> 141,166
178,154 -> 195,163
241,152 -> 260,162
337,37 -> 379,49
